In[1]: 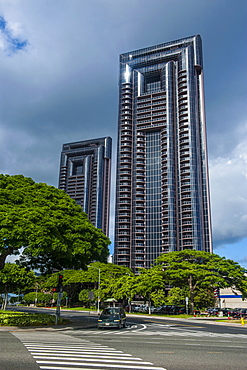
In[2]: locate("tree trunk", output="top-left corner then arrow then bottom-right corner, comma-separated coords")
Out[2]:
189,275 -> 195,314
128,298 -> 132,313
3,292 -> 8,311
0,246 -> 14,270
0,253 -> 7,270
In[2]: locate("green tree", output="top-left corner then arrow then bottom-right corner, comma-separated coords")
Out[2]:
52,292 -> 67,306
41,263 -> 133,307
134,268 -> 165,313
0,263 -> 35,310
166,287 -> 185,306
23,292 -> 52,306
78,289 -> 96,307
0,174 -> 110,273
23,292 -> 38,304
156,250 -> 247,313
102,274 -> 136,309
193,287 -> 215,310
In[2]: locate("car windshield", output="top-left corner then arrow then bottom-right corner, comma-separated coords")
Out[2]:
101,308 -> 120,315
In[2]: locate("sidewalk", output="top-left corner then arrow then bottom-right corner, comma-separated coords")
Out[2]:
0,310 -> 97,332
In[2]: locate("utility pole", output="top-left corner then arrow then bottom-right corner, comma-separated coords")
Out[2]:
55,274 -> 63,325
87,265 -> 101,314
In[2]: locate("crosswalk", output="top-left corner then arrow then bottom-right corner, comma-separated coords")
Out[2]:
13,332 -> 167,370
65,326 -> 247,339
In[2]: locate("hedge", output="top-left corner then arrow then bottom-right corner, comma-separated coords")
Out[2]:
0,310 -> 68,326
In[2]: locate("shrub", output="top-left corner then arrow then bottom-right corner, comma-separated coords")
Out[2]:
0,310 -> 68,326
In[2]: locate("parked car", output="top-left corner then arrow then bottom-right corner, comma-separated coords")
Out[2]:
97,307 -> 126,329
207,307 -> 242,317
128,305 -> 138,312
207,308 -> 220,316
140,305 -> 156,313
218,308 -> 233,316
154,305 -> 186,315
231,308 -> 247,319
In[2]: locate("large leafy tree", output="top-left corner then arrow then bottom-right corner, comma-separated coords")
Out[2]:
102,274 -> 136,307
41,263 -> 133,306
156,250 -> 247,313
134,268 -> 165,313
0,174 -> 110,273
0,263 -> 35,310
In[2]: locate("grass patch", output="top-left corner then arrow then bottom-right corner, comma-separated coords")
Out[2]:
0,310 -> 69,326
216,319 -> 247,324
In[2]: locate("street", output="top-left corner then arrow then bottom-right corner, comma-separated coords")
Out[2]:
1,307 -> 247,369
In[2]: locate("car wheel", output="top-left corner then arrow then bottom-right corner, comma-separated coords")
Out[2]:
123,320 -> 126,328
118,322 -> 121,329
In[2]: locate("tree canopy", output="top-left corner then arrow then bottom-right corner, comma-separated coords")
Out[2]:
0,263 -> 35,294
41,262 -> 134,306
0,263 -> 35,309
155,250 -> 247,312
0,174 -> 110,273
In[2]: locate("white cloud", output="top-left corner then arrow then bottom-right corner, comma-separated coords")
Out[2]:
0,15 -> 28,55
210,124 -> 247,247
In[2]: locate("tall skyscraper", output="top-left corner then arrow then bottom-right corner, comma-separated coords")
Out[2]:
58,137 -> 112,236
114,35 -> 212,271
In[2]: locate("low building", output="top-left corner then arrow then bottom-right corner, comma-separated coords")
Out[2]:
220,288 -> 247,308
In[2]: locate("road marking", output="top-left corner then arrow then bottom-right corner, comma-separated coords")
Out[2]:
143,320 -> 205,328
129,323 -> 147,332
37,362 -> 166,369
34,356 -> 153,365
185,343 -> 202,346
30,351 -> 140,360
14,332 -> 167,370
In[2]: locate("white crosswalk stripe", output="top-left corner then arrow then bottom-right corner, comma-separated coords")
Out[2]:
65,327 -> 247,339
13,332 -> 167,370
124,330 -> 247,338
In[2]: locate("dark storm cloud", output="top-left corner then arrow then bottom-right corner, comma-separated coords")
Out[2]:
0,0 -> 246,262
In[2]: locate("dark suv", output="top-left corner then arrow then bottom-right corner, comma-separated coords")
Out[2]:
97,307 -> 126,329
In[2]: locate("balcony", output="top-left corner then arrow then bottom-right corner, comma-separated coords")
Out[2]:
182,220 -> 192,225
118,212 -> 131,217
182,213 -> 192,219
135,249 -> 145,254
118,218 -> 130,223
135,256 -> 144,260
181,193 -> 191,199
183,234 -> 193,239
136,203 -> 145,208
182,207 -> 191,212
135,229 -> 145,234
180,151 -> 190,158
117,257 -> 130,262
181,182 -> 190,187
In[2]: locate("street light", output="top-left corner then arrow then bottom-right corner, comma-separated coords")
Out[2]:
87,265 -> 101,314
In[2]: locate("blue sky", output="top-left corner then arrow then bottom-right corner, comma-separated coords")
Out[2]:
0,0 -> 246,267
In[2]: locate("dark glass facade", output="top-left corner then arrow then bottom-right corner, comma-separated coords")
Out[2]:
114,35 -> 212,271
58,137 -> 112,236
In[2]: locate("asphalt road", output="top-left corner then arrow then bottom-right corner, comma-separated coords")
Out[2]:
2,307 -> 247,370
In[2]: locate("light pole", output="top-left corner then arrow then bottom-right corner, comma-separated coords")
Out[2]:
34,283 -> 38,307
87,265 -> 101,314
